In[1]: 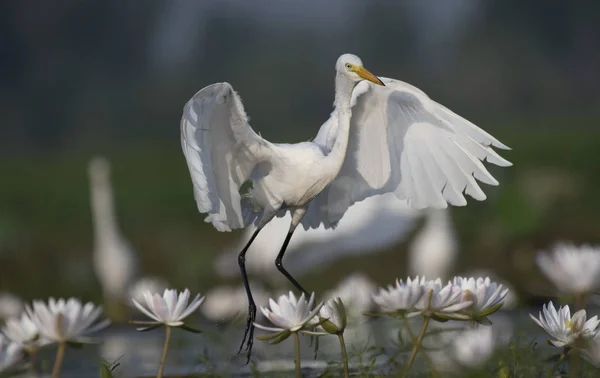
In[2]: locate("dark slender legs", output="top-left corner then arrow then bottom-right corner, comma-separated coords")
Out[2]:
237,224 -> 309,363
275,230 -> 309,296
237,227 -> 262,363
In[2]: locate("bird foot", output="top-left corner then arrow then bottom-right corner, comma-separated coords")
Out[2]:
238,303 -> 257,364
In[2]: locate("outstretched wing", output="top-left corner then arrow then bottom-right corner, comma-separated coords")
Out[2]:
303,77 -> 511,229
181,82 -> 273,231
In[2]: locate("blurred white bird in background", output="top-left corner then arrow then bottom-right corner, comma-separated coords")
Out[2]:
408,209 -> 457,280
215,193 -> 418,282
0,292 -> 23,321
323,272 -> 377,317
89,157 -> 171,321
180,53 -> 511,358
88,157 -> 138,319
201,283 -> 270,323
128,276 -> 169,307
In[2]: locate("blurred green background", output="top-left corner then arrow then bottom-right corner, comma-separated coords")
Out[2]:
0,1 -> 599,305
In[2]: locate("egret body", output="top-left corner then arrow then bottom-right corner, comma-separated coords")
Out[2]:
180,54 -> 511,359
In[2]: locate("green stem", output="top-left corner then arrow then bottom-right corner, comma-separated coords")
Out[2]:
402,317 -> 439,377
293,332 -> 301,378
547,350 -> 568,378
157,326 -> 171,378
404,316 -> 431,378
28,348 -> 38,373
337,333 -> 350,378
51,342 -> 65,378
568,350 -> 580,378
569,294 -> 588,378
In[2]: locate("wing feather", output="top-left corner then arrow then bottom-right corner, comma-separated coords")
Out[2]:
414,139 -> 450,208
302,77 -> 511,229
437,136 -> 487,201
181,82 -> 272,231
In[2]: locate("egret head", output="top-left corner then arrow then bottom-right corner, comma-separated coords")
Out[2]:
336,53 -> 385,86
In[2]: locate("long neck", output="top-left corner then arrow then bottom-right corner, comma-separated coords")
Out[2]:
90,174 -> 120,244
324,74 -> 355,173
424,209 -> 454,241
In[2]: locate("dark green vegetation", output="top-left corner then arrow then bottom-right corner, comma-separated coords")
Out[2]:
1,123 -> 599,304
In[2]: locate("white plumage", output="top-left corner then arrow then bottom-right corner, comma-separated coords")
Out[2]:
181,54 -> 510,233
88,157 -> 138,304
180,53 -> 511,358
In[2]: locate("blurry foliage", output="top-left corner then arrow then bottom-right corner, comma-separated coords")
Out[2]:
0,1 -> 599,303
0,126 -> 599,304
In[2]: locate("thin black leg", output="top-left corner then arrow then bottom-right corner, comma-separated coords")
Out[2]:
275,230 -> 309,297
237,227 -> 262,363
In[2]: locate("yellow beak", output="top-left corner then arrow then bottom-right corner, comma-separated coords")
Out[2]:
356,66 -> 385,86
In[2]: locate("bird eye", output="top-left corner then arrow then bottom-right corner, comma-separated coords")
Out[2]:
345,63 -> 352,69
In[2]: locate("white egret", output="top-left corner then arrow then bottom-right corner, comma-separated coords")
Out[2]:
88,157 -> 138,318
408,209 -> 457,280
180,53 -> 511,359
201,283 -> 270,323
323,272 -> 377,317
0,292 -> 23,320
215,193 -> 418,282
128,276 -> 169,308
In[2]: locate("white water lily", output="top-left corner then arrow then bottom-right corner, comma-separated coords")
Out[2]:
131,288 -> 204,330
453,326 -> 499,368
0,334 -> 23,373
415,279 -> 471,315
131,289 -> 203,378
371,276 -> 426,316
254,292 -> 323,343
536,243 -> 600,295
453,277 -> 509,319
1,312 -> 48,351
27,298 -> 110,343
319,297 -> 347,334
529,301 -> 599,348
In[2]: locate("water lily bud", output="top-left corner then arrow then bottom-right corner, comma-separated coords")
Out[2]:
319,298 -> 347,334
